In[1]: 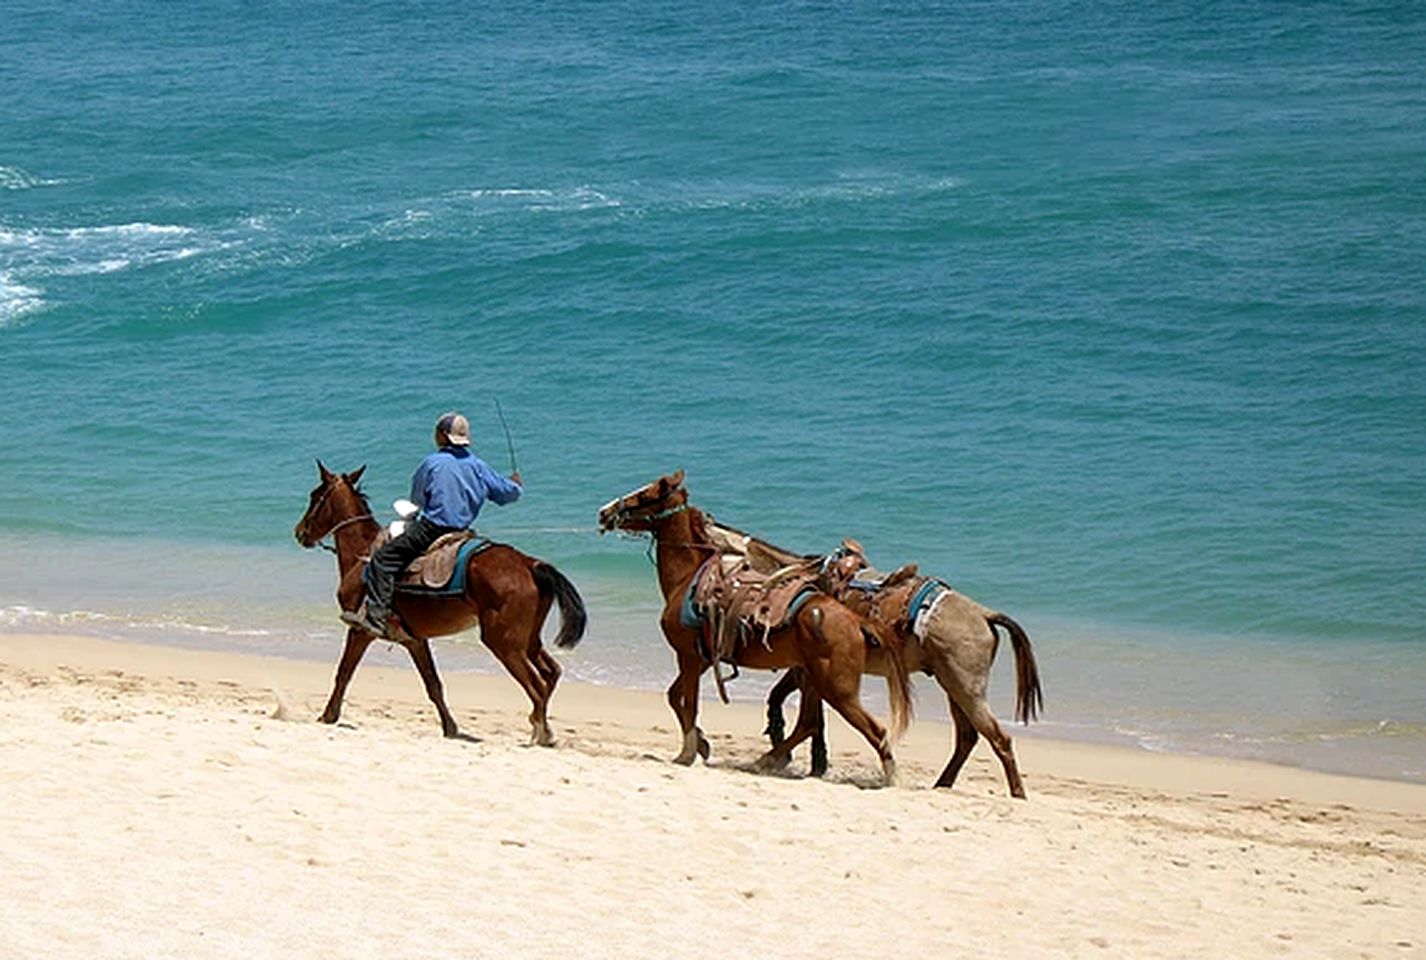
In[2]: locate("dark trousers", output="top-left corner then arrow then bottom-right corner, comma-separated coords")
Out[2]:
365,516 -> 458,619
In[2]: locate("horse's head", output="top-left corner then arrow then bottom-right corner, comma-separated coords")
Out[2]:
597,469 -> 687,533
294,461 -> 367,548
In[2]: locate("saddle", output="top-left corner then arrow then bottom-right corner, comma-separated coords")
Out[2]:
693,555 -> 821,651
401,532 -> 483,590
707,520 -> 934,635
688,553 -> 826,704
366,530 -> 491,594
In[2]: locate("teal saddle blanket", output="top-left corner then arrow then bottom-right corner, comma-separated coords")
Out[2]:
366,537 -> 496,598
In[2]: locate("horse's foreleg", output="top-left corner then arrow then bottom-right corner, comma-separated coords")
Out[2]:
806,685 -> 830,778
765,669 -> 801,747
934,696 -> 981,790
404,637 -> 460,738
320,630 -> 373,724
754,683 -> 824,774
789,671 -> 830,776
667,653 -> 708,765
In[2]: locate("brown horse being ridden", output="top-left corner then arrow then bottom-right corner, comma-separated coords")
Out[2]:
293,462 -> 586,744
746,534 -> 1043,797
596,470 -> 913,785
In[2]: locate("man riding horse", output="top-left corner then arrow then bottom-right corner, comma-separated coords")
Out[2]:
343,411 -> 523,640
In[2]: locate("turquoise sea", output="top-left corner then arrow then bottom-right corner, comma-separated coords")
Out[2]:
3,1 -> 1424,781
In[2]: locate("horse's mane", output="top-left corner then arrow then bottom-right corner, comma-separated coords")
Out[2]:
346,479 -> 373,514
687,504 -> 713,544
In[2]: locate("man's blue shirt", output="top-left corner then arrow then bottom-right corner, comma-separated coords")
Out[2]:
409,447 -> 520,529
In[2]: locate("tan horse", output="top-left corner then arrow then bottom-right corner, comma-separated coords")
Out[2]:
760,539 -> 1043,797
597,470 -> 912,784
294,462 -> 586,743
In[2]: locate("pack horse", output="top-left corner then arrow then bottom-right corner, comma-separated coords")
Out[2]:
598,470 -> 914,785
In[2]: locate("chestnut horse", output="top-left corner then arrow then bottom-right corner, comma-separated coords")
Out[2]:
597,470 -> 912,784
294,462 -> 586,743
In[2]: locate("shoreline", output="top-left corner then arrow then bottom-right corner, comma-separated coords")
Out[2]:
5,631 -> 1423,810
5,621 -> 1425,793
4,528 -> 1423,786
4,632 -> 1424,958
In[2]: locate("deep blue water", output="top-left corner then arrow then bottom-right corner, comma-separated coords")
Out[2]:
3,0 -> 1424,779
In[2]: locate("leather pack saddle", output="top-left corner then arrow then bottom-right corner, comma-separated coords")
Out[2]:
707,520 -> 930,636
687,552 -> 826,704
685,525 -> 871,701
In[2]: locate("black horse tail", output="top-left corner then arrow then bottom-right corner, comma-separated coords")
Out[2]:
534,561 -> 588,649
989,612 -> 1043,724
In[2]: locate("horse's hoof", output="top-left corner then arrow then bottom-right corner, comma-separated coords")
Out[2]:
762,751 -> 792,772
671,752 -> 697,766
318,711 -> 339,725
442,724 -> 461,739
752,752 -> 789,773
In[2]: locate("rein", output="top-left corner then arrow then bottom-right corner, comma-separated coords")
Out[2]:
317,513 -> 378,554
613,503 -> 718,565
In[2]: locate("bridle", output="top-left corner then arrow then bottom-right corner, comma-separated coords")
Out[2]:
303,480 -> 377,555
605,492 -> 716,564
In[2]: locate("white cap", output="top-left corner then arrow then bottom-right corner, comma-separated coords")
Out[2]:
435,411 -> 470,446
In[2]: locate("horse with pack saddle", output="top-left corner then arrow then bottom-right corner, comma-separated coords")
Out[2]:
294,462 -> 587,745
709,525 -> 1043,797
598,470 -> 914,784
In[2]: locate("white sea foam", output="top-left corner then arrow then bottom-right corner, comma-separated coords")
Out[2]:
46,258 -> 131,277
463,188 -> 554,199
673,173 -> 965,214
0,166 -> 65,190
0,604 -> 275,639
0,272 -> 45,325
530,186 -> 620,211
64,222 -> 192,239
0,221 -> 217,288
454,186 -> 620,212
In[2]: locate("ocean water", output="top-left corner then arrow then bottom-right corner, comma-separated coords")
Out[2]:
3,1 -> 1424,781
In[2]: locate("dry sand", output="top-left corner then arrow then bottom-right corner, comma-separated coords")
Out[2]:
2,632 -> 1423,959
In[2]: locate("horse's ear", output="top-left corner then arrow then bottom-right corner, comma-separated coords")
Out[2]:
667,468 -> 685,490
345,465 -> 366,486
317,460 -> 334,481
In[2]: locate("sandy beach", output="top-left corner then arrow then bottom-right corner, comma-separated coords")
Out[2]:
1,632 -> 1422,960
